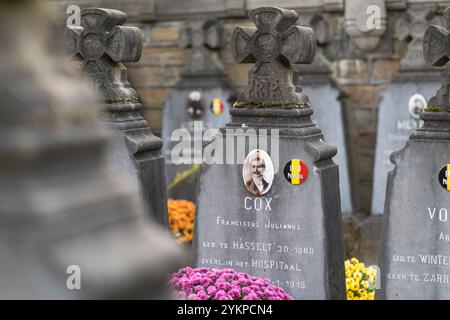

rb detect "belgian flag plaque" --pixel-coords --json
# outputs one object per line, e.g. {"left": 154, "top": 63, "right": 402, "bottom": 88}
{"left": 439, "top": 164, "right": 450, "bottom": 191}
{"left": 284, "top": 159, "right": 308, "bottom": 185}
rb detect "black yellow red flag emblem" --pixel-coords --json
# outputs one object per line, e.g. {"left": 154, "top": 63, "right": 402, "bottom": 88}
{"left": 439, "top": 164, "right": 450, "bottom": 191}
{"left": 210, "top": 98, "right": 224, "bottom": 116}
{"left": 284, "top": 159, "right": 308, "bottom": 185}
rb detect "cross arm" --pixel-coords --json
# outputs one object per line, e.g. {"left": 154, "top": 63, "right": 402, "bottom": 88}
{"left": 231, "top": 26, "right": 257, "bottom": 64}
{"left": 81, "top": 8, "right": 127, "bottom": 31}
{"left": 424, "top": 25, "right": 449, "bottom": 66}
{"left": 281, "top": 26, "right": 316, "bottom": 65}
{"left": 106, "top": 26, "right": 143, "bottom": 62}
{"left": 65, "top": 26, "right": 83, "bottom": 58}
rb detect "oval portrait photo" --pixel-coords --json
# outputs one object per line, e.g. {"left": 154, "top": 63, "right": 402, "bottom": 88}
{"left": 408, "top": 93, "right": 427, "bottom": 120}
{"left": 242, "top": 149, "right": 274, "bottom": 197}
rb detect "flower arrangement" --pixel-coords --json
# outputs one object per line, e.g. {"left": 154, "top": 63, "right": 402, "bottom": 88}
{"left": 345, "top": 258, "right": 377, "bottom": 300}
{"left": 169, "top": 267, "right": 293, "bottom": 300}
{"left": 167, "top": 199, "right": 196, "bottom": 244}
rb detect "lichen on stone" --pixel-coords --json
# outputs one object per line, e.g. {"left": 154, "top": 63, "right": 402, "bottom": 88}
{"left": 233, "top": 101, "right": 311, "bottom": 109}
{"left": 425, "top": 106, "right": 450, "bottom": 112}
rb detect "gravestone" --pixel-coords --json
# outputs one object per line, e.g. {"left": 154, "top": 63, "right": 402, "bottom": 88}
{"left": 372, "top": 5, "right": 443, "bottom": 215}
{"left": 162, "top": 19, "right": 234, "bottom": 202}
{"left": 194, "top": 6, "right": 345, "bottom": 300}
{"left": 66, "top": 8, "right": 168, "bottom": 224}
{"left": 296, "top": 13, "right": 353, "bottom": 214}
{"left": 379, "top": 9, "right": 450, "bottom": 299}
{"left": 0, "top": 0, "right": 182, "bottom": 299}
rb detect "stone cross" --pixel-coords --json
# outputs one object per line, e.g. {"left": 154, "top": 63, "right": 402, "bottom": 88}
{"left": 424, "top": 7, "right": 450, "bottom": 109}
{"left": 231, "top": 7, "right": 316, "bottom": 106}
{"left": 66, "top": 7, "right": 169, "bottom": 226}
{"left": 379, "top": 8, "right": 450, "bottom": 299}
{"left": 396, "top": 7, "right": 436, "bottom": 69}
{"left": 66, "top": 7, "right": 142, "bottom": 102}
{"left": 195, "top": 6, "right": 345, "bottom": 300}
{"left": 179, "top": 19, "right": 225, "bottom": 76}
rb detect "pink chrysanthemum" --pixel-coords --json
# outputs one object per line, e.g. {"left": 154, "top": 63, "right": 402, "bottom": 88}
{"left": 168, "top": 267, "right": 293, "bottom": 300}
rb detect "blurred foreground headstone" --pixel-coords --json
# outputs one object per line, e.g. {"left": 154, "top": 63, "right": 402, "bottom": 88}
{"left": 0, "top": 0, "right": 182, "bottom": 299}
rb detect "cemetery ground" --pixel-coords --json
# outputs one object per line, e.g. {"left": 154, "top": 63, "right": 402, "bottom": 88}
{"left": 1, "top": 0, "right": 450, "bottom": 307}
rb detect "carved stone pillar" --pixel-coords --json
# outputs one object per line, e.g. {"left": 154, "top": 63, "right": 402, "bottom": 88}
{"left": 344, "top": 0, "right": 387, "bottom": 52}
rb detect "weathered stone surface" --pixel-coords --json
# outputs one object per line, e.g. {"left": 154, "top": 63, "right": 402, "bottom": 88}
{"left": 372, "top": 74, "right": 441, "bottom": 215}
{"left": 372, "top": 5, "right": 446, "bottom": 215}
{"left": 178, "top": 19, "right": 225, "bottom": 76}
{"left": 246, "top": 0, "right": 344, "bottom": 12}
{"left": 231, "top": 6, "right": 316, "bottom": 106}
{"left": 337, "top": 59, "right": 369, "bottom": 84}
{"left": 194, "top": 7, "right": 345, "bottom": 300}
{"left": 46, "top": 0, "right": 246, "bottom": 21}
{"left": 297, "top": 77, "right": 353, "bottom": 214}
{"left": 379, "top": 9, "right": 450, "bottom": 299}
{"left": 344, "top": 0, "right": 387, "bottom": 52}
{"left": 162, "top": 19, "right": 234, "bottom": 201}
{"left": 47, "top": 0, "right": 156, "bottom": 20}
{"left": 295, "top": 13, "right": 353, "bottom": 214}
{"left": 66, "top": 7, "right": 168, "bottom": 224}
{"left": 396, "top": 5, "right": 443, "bottom": 70}
{"left": 0, "top": 0, "right": 182, "bottom": 299}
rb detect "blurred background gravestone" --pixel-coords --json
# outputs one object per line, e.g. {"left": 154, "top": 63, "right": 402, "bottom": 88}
{"left": 372, "top": 4, "right": 444, "bottom": 216}
{"left": 0, "top": 0, "right": 182, "bottom": 299}
{"left": 194, "top": 7, "right": 345, "bottom": 300}
{"left": 379, "top": 9, "right": 450, "bottom": 299}
{"left": 162, "top": 19, "right": 235, "bottom": 202}
{"left": 66, "top": 7, "right": 168, "bottom": 225}
{"left": 296, "top": 12, "right": 353, "bottom": 214}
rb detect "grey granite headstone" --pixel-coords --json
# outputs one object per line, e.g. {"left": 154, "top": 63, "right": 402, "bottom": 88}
{"left": 0, "top": 0, "right": 182, "bottom": 299}
{"left": 379, "top": 9, "right": 450, "bottom": 299}
{"left": 295, "top": 13, "right": 353, "bottom": 214}
{"left": 372, "top": 5, "right": 444, "bottom": 215}
{"left": 194, "top": 6, "right": 345, "bottom": 300}
{"left": 66, "top": 7, "right": 168, "bottom": 225}
{"left": 162, "top": 19, "right": 234, "bottom": 202}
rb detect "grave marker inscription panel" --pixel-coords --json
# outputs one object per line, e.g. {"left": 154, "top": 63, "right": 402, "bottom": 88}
{"left": 379, "top": 10, "right": 450, "bottom": 299}
{"left": 194, "top": 6, "right": 345, "bottom": 300}
{"left": 162, "top": 19, "right": 234, "bottom": 202}
{"left": 372, "top": 6, "right": 443, "bottom": 215}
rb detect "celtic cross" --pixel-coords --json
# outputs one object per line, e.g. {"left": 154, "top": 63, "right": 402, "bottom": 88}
{"left": 179, "top": 19, "right": 225, "bottom": 76}
{"left": 66, "top": 8, "right": 142, "bottom": 103}
{"left": 424, "top": 7, "right": 450, "bottom": 109}
{"left": 397, "top": 7, "right": 435, "bottom": 69}
{"left": 231, "top": 7, "right": 316, "bottom": 107}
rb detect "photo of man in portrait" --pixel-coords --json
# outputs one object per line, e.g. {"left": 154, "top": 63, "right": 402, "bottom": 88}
{"left": 243, "top": 149, "right": 274, "bottom": 197}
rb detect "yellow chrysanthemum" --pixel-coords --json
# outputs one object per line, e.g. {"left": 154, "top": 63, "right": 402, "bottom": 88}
{"left": 345, "top": 258, "right": 377, "bottom": 300}
{"left": 361, "top": 280, "right": 370, "bottom": 289}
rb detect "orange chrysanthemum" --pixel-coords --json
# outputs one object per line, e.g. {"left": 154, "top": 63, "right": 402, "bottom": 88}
{"left": 167, "top": 199, "right": 196, "bottom": 244}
